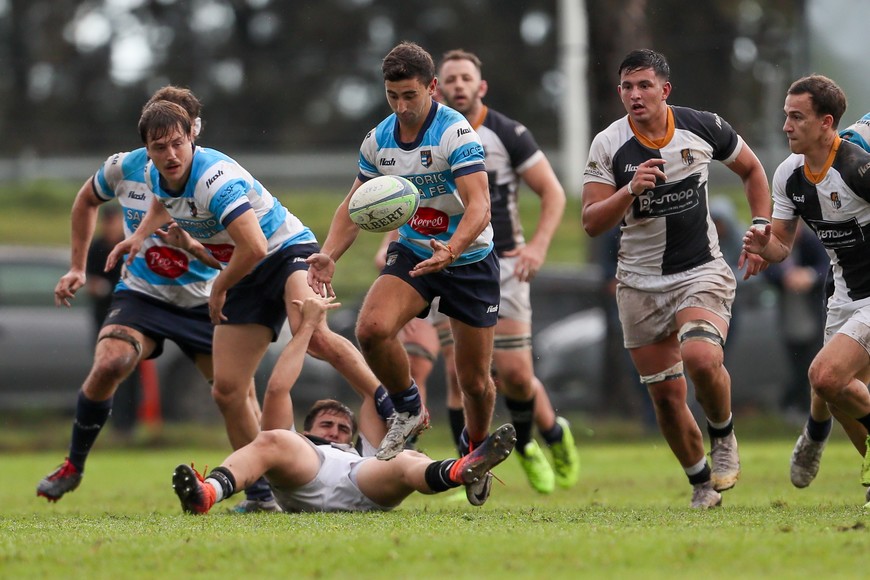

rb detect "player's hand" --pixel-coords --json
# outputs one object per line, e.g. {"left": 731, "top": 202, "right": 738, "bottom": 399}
{"left": 737, "top": 250, "right": 768, "bottom": 280}
{"left": 411, "top": 239, "right": 454, "bottom": 277}
{"left": 629, "top": 158, "right": 667, "bottom": 195}
{"left": 106, "top": 237, "right": 142, "bottom": 271}
{"left": 157, "top": 223, "right": 222, "bottom": 270}
{"left": 502, "top": 244, "right": 545, "bottom": 282}
{"left": 208, "top": 289, "right": 228, "bottom": 325}
{"left": 292, "top": 296, "right": 341, "bottom": 327}
{"left": 54, "top": 269, "right": 86, "bottom": 308}
{"left": 305, "top": 253, "right": 336, "bottom": 298}
{"left": 742, "top": 223, "right": 772, "bottom": 256}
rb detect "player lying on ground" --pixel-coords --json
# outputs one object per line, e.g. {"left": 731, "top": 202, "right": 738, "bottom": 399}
{"left": 172, "top": 296, "right": 517, "bottom": 513}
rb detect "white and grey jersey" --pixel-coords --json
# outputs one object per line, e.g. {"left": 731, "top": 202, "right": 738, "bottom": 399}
{"left": 772, "top": 138, "right": 870, "bottom": 303}
{"left": 476, "top": 107, "right": 545, "bottom": 256}
{"left": 583, "top": 106, "right": 743, "bottom": 276}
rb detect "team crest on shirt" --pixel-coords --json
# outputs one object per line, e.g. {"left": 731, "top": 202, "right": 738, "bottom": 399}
{"left": 584, "top": 160, "right": 604, "bottom": 178}
{"left": 187, "top": 200, "right": 198, "bottom": 217}
{"left": 680, "top": 149, "right": 695, "bottom": 166}
{"left": 830, "top": 192, "right": 841, "bottom": 209}
{"left": 385, "top": 252, "right": 397, "bottom": 266}
{"left": 420, "top": 149, "right": 432, "bottom": 168}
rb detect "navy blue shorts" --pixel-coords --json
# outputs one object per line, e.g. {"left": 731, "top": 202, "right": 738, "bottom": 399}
{"left": 381, "top": 241, "right": 500, "bottom": 328}
{"left": 103, "top": 290, "right": 213, "bottom": 359}
{"left": 222, "top": 242, "right": 320, "bottom": 341}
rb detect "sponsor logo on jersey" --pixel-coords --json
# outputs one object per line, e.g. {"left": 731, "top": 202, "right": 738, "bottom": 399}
{"left": 486, "top": 305, "right": 499, "bottom": 313}
{"left": 713, "top": 113, "right": 722, "bottom": 130}
{"left": 206, "top": 170, "right": 224, "bottom": 188}
{"left": 379, "top": 158, "right": 396, "bottom": 166}
{"left": 127, "top": 191, "right": 146, "bottom": 200}
{"left": 110, "top": 154, "right": 120, "bottom": 166}
{"left": 145, "top": 246, "right": 190, "bottom": 279}
{"left": 456, "top": 127, "right": 471, "bottom": 137}
{"left": 420, "top": 149, "right": 432, "bottom": 168}
{"left": 584, "top": 160, "right": 604, "bottom": 178}
{"left": 202, "top": 243, "right": 235, "bottom": 263}
{"left": 680, "top": 149, "right": 695, "bottom": 166}
{"left": 187, "top": 200, "right": 198, "bottom": 218}
{"left": 806, "top": 217, "right": 864, "bottom": 249}
{"left": 830, "top": 191, "right": 842, "bottom": 210}
{"left": 409, "top": 207, "right": 449, "bottom": 236}
{"left": 515, "top": 125, "right": 528, "bottom": 137}
{"left": 793, "top": 194, "right": 805, "bottom": 203}
{"left": 635, "top": 182, "right": 700, "bottom": 218}
{"left": 860, "top": 161, "right": 870, "bottom": 178}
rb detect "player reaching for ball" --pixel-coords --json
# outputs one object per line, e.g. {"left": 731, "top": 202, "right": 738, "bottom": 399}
{"left": 581, "top": 49, "right": 771, "bottom": 508}
{"left": 106, "top": 99, "right": 388, "bottom": 501}
{"left": 307, "top": 41, "right": 499, "bottom": 463}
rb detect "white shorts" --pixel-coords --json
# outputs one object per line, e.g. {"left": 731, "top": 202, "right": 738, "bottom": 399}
{"left": 496, "top": 255, "right": 532, "bottom": 324}
{"left": 272, "top": 437, "right": 391, "bottom": 513}
{"left": 824, "top": 297, "right": 870, "bottom": 355}
{"left": 616, "top": 258, "right": 735, "bottom": 349}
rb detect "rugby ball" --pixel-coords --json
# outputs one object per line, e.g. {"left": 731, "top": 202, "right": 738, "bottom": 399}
{"left": 348, "top": 175, "right": 420, "bottom": 233}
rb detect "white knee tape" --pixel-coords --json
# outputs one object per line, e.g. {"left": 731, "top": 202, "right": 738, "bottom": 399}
{"left": 639, "top": 361, "right": 685, "bottom": 385}
{"left": 678, "top": 319, "right": 724, "bottom": 347}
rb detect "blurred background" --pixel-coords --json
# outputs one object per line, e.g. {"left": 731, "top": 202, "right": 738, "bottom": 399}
{"left": 0, "top": 0, "right": 866, "bottom": 439}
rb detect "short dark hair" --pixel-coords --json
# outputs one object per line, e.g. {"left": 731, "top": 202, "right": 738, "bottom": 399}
{"left": 382, "top": 41, "right": 435, "bottom": 85}
{"left": 787, "top": 74, "right": 847, "bottom": 128}
{"left": 144, "top": 85, "right": 202, "bottom": 122}
{"left": 618, "top": 49, "right": 670, "bottom": 81}
{"left": 303, "top": 399, "right": 358, "bottom": 436}
{"left": 138, "top": 100, "right": 192, "bottom": 144}
{"left": 438, "top": 49, "right": 483, "bottom": 74}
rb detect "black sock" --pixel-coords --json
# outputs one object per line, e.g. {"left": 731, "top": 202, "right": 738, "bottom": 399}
{"left": 448, "top": 407, "right": 465, "bottom": 453}
{"left": 540, "top": 420, "right": 564, "bottom": 446}
{"left": 207, "top": 466, "right": 237, "bottom": 499}
{"left": 805, "top": 416, "right": 833, "bottom": 442}
{"left": 856, "top": 412, "right": 870, "bottom": 434}
{"left": 244, "top": 475, "right": 274, "bottom": 501}
{"left": 374, "top": 385, "right": 395, "bottom": 421}
{"left": 68, "top": 391, "right": 113, "bottom": 472}
{"left": 707, "top": 419, "right": 734, "bottom": 440}
{"left": 687, "top": 462, "right": 712, "bottom": 486}
{"left": 389, "top": 383, "right": 421, "bottom": 415}
{"left": 424, "top": 460, "right": 461, "bottom": 492}
{"left": 505, "top": 396, "right": 535, "bottom": 452}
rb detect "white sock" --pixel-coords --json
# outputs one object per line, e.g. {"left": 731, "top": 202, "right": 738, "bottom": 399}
{"left": 206, "top": 478, "right": 224, "bottom": 502}
{"left": 707, "top": 413, "right": 732, "bottom": 430}
{"left": 684, "top": 457, "right": 707, "bottom": 476}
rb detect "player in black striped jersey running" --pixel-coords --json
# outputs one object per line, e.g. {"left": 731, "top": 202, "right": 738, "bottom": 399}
{"left": 582, "top": 49, "right": 771, "bottom": 509}
{"left": 743, "top": 77, "right": 870, "bottom": 505}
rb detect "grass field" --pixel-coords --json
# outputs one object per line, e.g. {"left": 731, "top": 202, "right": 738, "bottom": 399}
{"left": 3, "top": 421, "right": 870, "bottom": 579}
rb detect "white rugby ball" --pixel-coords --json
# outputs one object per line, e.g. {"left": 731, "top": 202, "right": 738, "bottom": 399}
{"left": 348, "top": 175, "right": 420, "bottom": 233}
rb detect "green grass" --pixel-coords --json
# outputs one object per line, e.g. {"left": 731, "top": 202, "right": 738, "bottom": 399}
{"left": 0, "top": 181, "right": 585, "bottom": 300}
{"left": 4, "top": 421, "right": 870, "bottom": 578}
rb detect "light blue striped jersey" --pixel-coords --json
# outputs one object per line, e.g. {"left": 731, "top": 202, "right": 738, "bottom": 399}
{"left": 92, "top": 148, "right": 215, "bottom": 308}
{"left": 358, "top": 100, "right": 492, "bottom": 265}
{"left": 145, "top": 147, "right": 316, "bottom": 265}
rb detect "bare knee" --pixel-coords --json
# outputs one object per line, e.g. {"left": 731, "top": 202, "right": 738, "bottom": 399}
{"left": 355, "top": 319, "right": 390, "bottom": 353}
{"left": 808, "top": 360, "right": 842, "bottom": 399}
{"left": 211, "top": 379, "right": 249, "bottom": 411}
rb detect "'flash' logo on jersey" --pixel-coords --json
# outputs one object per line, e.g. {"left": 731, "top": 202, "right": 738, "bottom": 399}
{"left": 680, "top": 149, "right": 694, "bottom": 166}
{"left": 187, "top": 200, "right": 198, "bottom": 217}
{"left": 420, "top": 150, "right": 432, "bottom": 168}
{"left": 831, "top": 192, "right": 841, "bottom": 210}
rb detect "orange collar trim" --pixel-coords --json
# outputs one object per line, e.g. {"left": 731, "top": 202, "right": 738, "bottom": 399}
{"left": 629, "top": 107, "right": 675, "bottom": 149}
{"left": 470, "top": 105, "right": 488, "bottom": 130}
{"left": 803, "top": 135, "right": 841, "bottom": 184}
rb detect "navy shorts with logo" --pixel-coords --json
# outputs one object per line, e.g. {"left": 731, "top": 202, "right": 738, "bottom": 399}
{"left": 222, "top": 242, "right": 320, "bottom": 340}
{"left": 381, "top": 241, "right": 500, "bottom": 328}
{"left": 103, "top": 290, "right": 213, "bottom": 359}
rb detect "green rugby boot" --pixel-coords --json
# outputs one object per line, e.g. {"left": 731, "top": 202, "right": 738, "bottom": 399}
{"left": 516, "top": 440, "right": 555, "bottom": 494}
{"left": 548, "top": 417, "right": 580, "bottom": 489}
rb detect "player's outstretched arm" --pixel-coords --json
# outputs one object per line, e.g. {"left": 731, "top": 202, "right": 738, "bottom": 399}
{"left": 56, "top": 179, "right": 104, "bottom": 308}
{"left": 105, "top": 196, "right": 172, "bottom": 270}
{"left": 261, "top": 297, "right": 341, "bottom": 430}
{"left": 307, "top": 179, "right": 364, "bottom": 296}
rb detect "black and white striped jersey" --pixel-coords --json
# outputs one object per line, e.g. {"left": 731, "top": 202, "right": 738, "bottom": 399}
{"left": 772, "top": 138, "right": 870, "bottom": 302}
{"left": 475, "top": 107, "right": 545, "bottom": 256}
{"left": 583, "top": 106, "right": 743, "bottom": 276}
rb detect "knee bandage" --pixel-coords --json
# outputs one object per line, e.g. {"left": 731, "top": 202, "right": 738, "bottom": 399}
{"left": 437, "top": 326, "right": 454, "bottom": 349}
{"left": 404, "top": 342, "right": 437, "bottom": 363}
{"left": 639, "top": 361, "right": 684, "bottom": 385}
{"left": 98, "top": 329, "right": 142, "bottom": 357}
{"left": 678, "top": 319, "right": 725, "bottom": 347}
{"left": 493, "top": 333, "right": 532, "bottom": 351}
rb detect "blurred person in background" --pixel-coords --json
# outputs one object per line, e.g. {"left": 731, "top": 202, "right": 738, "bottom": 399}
{"left": 581, "top": 49, "right": 770, "bottom": 509}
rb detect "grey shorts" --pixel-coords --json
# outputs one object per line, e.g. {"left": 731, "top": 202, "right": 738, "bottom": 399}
{"left": 272, "top": 437, "right": 392, "bottom": 513}
{"left": 496, "top": 255, "right": 532, "bottom": 324}
{"left": 616, "top": 258, "right": 735, "bottom": 349}
{"left": 825, "top": 298, "right": 870, "bottom": 355}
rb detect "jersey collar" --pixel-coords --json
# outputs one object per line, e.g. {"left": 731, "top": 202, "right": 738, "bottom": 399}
{"left": 803, "top": 135, "right": 841, "bottom": 185}
{"left": 629, "top": 106, "right": 675, "bottom": 150}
